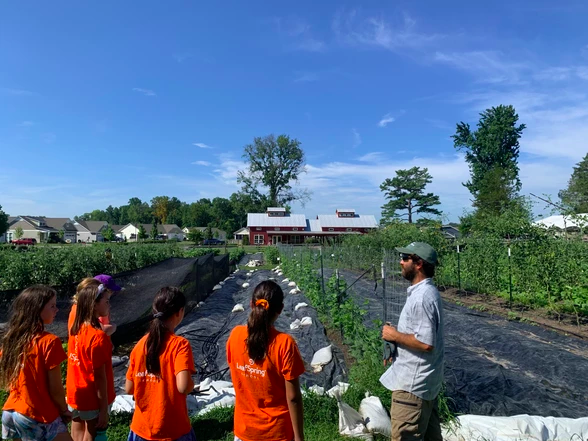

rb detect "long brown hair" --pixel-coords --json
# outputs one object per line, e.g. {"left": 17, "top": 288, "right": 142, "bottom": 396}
{"left": 246, "top": 280, "right": 284, "bottom": 362}
{"left": 146, "top": 287, "right": 186, "bottom": 375}
{"left": 0, "top": 285, "right": 56, "bottom": 389}
{"left": 70, "top": 278, "right": 105, "bottom": 335}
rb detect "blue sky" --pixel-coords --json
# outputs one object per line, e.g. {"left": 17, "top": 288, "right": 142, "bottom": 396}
{"left": 1, "top": 0, "right": 587, "bottom": 222}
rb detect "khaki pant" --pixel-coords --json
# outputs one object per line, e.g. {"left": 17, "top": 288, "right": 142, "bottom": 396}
{"left": 391, "top": 390, "right": 443, "bottom": 441}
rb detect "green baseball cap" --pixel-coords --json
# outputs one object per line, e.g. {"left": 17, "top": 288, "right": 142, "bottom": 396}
{"left": 396, "top": 242, "right": 439, "bottom": 265}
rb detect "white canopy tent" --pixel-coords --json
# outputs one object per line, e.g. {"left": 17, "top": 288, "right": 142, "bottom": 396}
{"left": 533, "top": 213, "right": 588, "bottom": 231}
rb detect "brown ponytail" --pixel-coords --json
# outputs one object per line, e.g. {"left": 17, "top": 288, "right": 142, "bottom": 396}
{"left": 146, "top": 287, "right": 186, "bottom": 375}
{"left": 246, "top": 280, "right": 284, "bottom": 362}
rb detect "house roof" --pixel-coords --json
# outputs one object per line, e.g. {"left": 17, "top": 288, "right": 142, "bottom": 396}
{"left": 233, "top": 227, "right": 249, "bottom": 235}
{"left": 43, "top": 218, "right": 78, "bottom": 232}
{"left": 317, "top": 214, "right": 378, "bottom": 228}
{"left": 12, "top": 216, "right": 55, "bottom": 232}
{"left": 160, "top": 224, "right": 183, "bottom": 234}
{"left": 308, "top": 219, "right": 321, "bottom": 232}
{"left": 441, "top": 225, "right": 461, "bottom": 239}
{"left": 110, "top": 225, "right": 124, "bottom": 232}
{"left": 267, "top": 207, "right": 286, "bottom": 212}
{"left": 77, "top": 220, "right": 108, "bottom": 233}
{"left": 336, "top": 208, "right": 356, "bottom": 213}
{"left": 248, "top": 213, "right": 307, "bottom": 227}
{"left": 533, "top": 214, "right": 588, "bottom": 230}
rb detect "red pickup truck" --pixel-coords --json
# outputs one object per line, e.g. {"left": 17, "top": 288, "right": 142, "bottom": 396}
{"left": 11, "top": 238, "right": 37, "bottom": 245}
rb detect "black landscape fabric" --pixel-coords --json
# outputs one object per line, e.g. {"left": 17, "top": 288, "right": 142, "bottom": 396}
{"left": 332, "top": 268, "right": 588, "bottom": 418}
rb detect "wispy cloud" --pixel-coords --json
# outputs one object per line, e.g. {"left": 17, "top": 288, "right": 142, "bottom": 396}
{"left": 18, "top": 121, "right": 34, "bottom": 127}
{"left": 358, "top": 152, "right": 385, "bottom": 162}
{"left": 434, "top": 51, "right": 529, "bottom": 84}
{"left": 192, "top": 160, "right": 211, "bottom": 166}
{"left": 272, "top": 17, "right": 326, "bottom": 52}
{"left": 193, "top": 142, "right": 214, "bottom": 149}
{"left": 1, "top": 88, "right": 34, "bottom": 96}
{"left": 132, "top": 88, "right": 156, "bottom": 97}
{"left": 293, "top": 72, "right": 319, "bottom": 83}
{"left": 378, "top": 113, "right": 395, "bottom": 127}
{"left": 352, "top": 128, "right": 362, "bottom": 147}
{"left": 333, "top": 10, "right": 442, "bottom": 52}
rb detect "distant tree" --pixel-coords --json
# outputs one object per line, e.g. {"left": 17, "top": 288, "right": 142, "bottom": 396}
{"left": 453, "top": 105, "right": 525, "bottom": 212}
{"left": 205, "top": 225, "right": 214, "bottom": 240}
{"left": 229, "top": 191, "right": 268, "bottom": 228}
{"left": 380, "top": 167, "right": 442, "bottom": 224}
{"left": 187, "top": 229, "right": 203, "bottom": 243}
{"left": 58, "top": 230, "right": 65, "bottom": 241}
{"left": 559, "top": 153, "right": 588, "bottom": 214}
{"left": 137, "top": 224, "right": 148, "bottom": 240}
{"left": 182, "top": 199, "right": 213, "bottom": 228}
{"left": 150, "top": 220, "right": 158, "bottom": 240}
{"left": 472, "top": 166, "right": 518, "bottom": 215}
{"left": 14, "top": 226, "right": 23, "bottom": 239}
{"left": 238, "top": 134, "right": 310, "bottom": 207}
{"left": 0, "top": 205, "right": 8, "bottom": 238}
{"left": 151, "top": 196, "right": 170, "bottom": 224}
{"left": 102, "top": 225, "right": 116, "bottom": 242}
{"left": 127, "top": 198, "right": 153, "bottom": 224}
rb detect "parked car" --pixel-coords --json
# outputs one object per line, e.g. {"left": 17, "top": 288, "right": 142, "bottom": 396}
{"left": 11, "top": 238, "right": 37, "bottom": 245}
{"left": 203, "top": 238, "right": 225, "bottom": 245}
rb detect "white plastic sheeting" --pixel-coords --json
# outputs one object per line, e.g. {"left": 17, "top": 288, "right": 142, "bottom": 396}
{"left": 443, "top": 414, "right": 588, "bottom": 441}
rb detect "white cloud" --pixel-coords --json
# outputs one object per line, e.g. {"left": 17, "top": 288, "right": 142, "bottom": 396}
{"left": 1, "top": 88, "right": 34, "bottom": 96}
{"left": 352, "top": 128, "right": 362, "bottom": 147}
{"left": 132, "top": 88, "right": 156, "bottom": 96}
{"left": 358, "top": 152, "right": 386, "bottom": 162}
{"left": 434, "top": 51, "right": 529, "bottom": 84}
{"left": 333, "top": 10, "right": 442, "bottom": 52}
{"left": 193, "top": 142, "right": 214, "bottom": 149}
{"left": 272, "top": 17, "right": 326, "bottom": 52}
{"left": 378, "top": 113, "right": 395, "bottom": 127}
{"left": 192, "top": 161, "right": 211, "bottom": 166}
{"left": 293, "top": 72, "right": 319, "bottom": 83}
{"left": 18, "top": 121, "right": 34, "bottom": 127}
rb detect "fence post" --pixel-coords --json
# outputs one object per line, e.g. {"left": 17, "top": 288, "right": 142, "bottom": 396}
{"left": 336, "top": 268, "right": 343, "bottom": 339}
{"left": 320, "top": 246, "right": 326, "bottom": 297}
{"left": 381, "top": 259, "right": 387, "bottom": 323}
{"left": 508, "top": 245, "right": 513, "bottom": 308}
{"left": 457, "top": 244, "right": 461, "bottom": 294}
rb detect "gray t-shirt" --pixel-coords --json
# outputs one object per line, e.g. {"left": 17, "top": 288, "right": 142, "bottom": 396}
{"left": 379, "top": 278, "right": 444, "bottom": 401}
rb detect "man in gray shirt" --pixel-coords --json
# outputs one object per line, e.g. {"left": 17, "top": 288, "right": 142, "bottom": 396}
{"left": 380, "top": 242, "right": 444, "bottom": 441}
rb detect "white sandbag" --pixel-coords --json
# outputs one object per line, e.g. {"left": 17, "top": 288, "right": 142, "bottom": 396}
{"left": 443, "top": 414, "right": 588, "bottom": 441}
{"left": 232, "top": 304, "right": 244, "bottom": 313}
{"left": 307, "top": 385, "right": 325, "bottom": 396}
{"left": 242, "top": 282, "right": 250, "bottom": 288}
{"left": 311, "top": 345, "right": 333, "bottom": 373}
{"left": 219, "top": 281, "right": 225, "bottom": 285}
{"left": 282, "top": 278, "right": 290, "bottom": 283}
{"left": 289, "top": 288, "right": 301, "bottom": 295}
{"left": 290, "top": 319, "right": 302, "bottom": 330}
{"left": 197, "top": 301, "right": 205, "bottom": 307}
{"left": 300, "top": 316, "right": 313, "bottom": 327}
{"left": 359, "top": 395, "right": 391, "bottom": 437}
{"left": 213, "top": 284, "right": 222, "bottom": 291}
{"left": 112, "top": 395, "right": 135, "bottom": 413}
{"left": 288, "top": 281, "right": 297, "bottom": 287}
{"left": 338, "top": 400, "right": 373, "bottom": 440}
{"left": 327, "top": 382, "right": 350, "bottom": 398}
{"left": 295, "top": 302, "right": 308, "bottom": 311}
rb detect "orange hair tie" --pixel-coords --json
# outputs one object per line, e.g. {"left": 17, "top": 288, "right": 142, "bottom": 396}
{"left": 255, "top": 299, "right": 269, "bottom": 310}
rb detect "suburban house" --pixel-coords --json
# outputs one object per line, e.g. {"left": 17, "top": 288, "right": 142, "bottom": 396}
{"left": 5, "top": 216, "right": 78, "bottom": 243}
{"left": 118, "top": 223, "right": 184, "bottom": 241}
{"left": 74, "top": 220, "right": 108, "bottom": 243}
{"left": 233, "top": 227, "right": 249, "bottom": 243}
{"left": 182, "top": 227, "right": 227, "bottom": 241}
{"left": 247, "top": 207, "right": 378, "bottom": 245}
{"left": 441, "top": 224, "right": 461, "bottom": 240}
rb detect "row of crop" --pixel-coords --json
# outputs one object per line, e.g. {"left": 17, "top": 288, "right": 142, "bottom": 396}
{"left": 342, "top": 226, "right": 588, "bottom": 317}
{"left": 0, "top": 243, "right": 183, "bottom": 290}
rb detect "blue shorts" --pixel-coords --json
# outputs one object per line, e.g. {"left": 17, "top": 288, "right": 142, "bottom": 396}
{"left": 2, "top": 410, "right": 68, "bottom": 441}
{"left": 128, "top": 428, "right": 197, "bottom": 441}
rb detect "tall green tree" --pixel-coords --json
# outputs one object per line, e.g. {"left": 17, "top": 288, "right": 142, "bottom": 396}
{"left": 559, "top": 153, "right": 588, "bottom": 214}
{"left": 380, "top": 167, "right": 442, "bottom": 224}
{"left": 137, "top": 224, "right": 148, "bottom": 240}
{"left": 127, "top": 198, "right": 153, "bottom": 224}
{"left": 102, "top": 225, "right": 116, "bottom": 242}
{"left": 150, "top": 220, "right": 158, "bottom": 240}
{"left": 453, "top": 105, "right": 525, "bottom": 212}
{"left": 238, "top": 134, "right": 310, "bottom": 207}
{"left": 0, "top": 205, "right": 8, "bottom": 239}
{"left": 187, "top": 229, "right": 203, "bottom": 243}
{"left": 14, "top": 226, "right": 23, "bottom": 239}
{"left": 205, "top": 225, "right": 214, "bottom": 240}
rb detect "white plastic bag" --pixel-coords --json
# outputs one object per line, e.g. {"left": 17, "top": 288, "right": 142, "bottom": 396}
{"left": 327, "top": 382, "right": 350, "bottom": 398}
{"left": 232, "top": 304, "right": 244, "bottom": 313}
{"left": 112, "top": 395, "right": 135, "bottom": 413}
{"left": 338, "top": 400, "right": 374, "bottom": 440}
{"left": 290, "top": 319, "right": 301, "bottom": 330}
{"left": 359, "top": 395, "right": 391, "bottom": 437}
{"left": 289, "top": 288, "right": 301, "bottom": 295}
{"left": 311, "top": 345, "right": 333, "bottom": 373}
{"left": 294, "top": 302, "right": 308, "bottom": 311}
{"left": 242, "top": 282, "right": 250, "bottom": 288}
{"left": 288, "top": 281, "right": 297, "bottom": 287}
{"left": 300, "top": 316, "right": 313, "bottom": 326}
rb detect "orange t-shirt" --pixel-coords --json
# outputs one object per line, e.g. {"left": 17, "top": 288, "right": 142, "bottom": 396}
{"left": 66, "top": 324, "right": 115, "bottom": 411}
{"left": 68, "top": 305, "right": 108, "bottom": 336}
{"left": 126, "top": 333, "right": 196, "bottom": 441}
{"left": 3, "top": 332, "right": 66, "bottom": 423}
{"left": 227, "top": 325, "right": 306, "bottom": 441}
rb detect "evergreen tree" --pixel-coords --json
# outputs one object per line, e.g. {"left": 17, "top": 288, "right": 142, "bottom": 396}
{"left": 559, "top": 153, "right": 588, "bottom": 214}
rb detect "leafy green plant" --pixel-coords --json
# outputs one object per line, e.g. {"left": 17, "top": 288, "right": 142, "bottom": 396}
{"left": 264, "top": 246, "right": 280, "bottom": 265}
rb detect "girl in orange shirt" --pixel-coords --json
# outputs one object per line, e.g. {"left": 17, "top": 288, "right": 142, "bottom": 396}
{"left": 66, "top": 278, "right": 115, "bottom": 441}
{"left": 0, "top": 285, "right": 73, "bottom": 441}
{"left": 125, "top": 287, "right": 197, "bottom": 441}
{"left": 227, "top": 280, "right": 306, "bottom": 441}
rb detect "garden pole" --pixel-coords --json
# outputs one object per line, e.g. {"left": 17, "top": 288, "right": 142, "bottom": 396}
{"left": 320, "top": 246, "right": 326, "bottom": 297}
{"left": 457, "top": 244, "right": 461, "bottom": 293}
{"left": 381, "top": 260, "right": 387, "bottom": 323}
{"left": 336, "top": 268, "right": 343, "bottom": 339}
{"left": 508, "top": 246, "right": 513, "bottom": 308}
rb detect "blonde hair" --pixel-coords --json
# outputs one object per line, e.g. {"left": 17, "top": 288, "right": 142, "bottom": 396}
{"left": 70, "top": 278, "right": 106, "bottom": 335}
